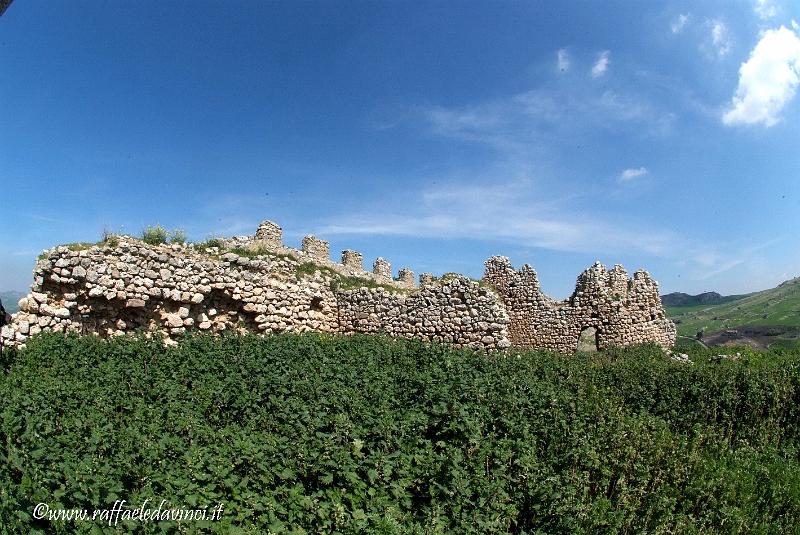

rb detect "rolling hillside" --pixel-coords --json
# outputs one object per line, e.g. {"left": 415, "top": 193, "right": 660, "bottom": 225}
{"left": 665, "top": 278, "right": 800, "bottom": 349}
{"left": 661, "top": 291, "right": 749, "bottom": 307}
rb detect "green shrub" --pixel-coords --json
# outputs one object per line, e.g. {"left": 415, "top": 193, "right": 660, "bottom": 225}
{"left": 169, "top": 229, "right": 187, "bottom": 244}
{"left": 141, "top": 224, "right": 168, "bottom": 245}
{"left": 332, "top": 274, "right": 402, "bottom": 293}
{"left": 1, "top": 333, "right": 798, "bottom": 533}
{"left": 229, "top": 245, "right": 296, "bottom": 262}
{"left": 292, "top": 260, "right": 395, "bottom": 290}
{"left": 295, "top": 261, "right": 338, "bottom": 280}
{"left": 64, "top": 242, "right": 96, "bottom": 252}
{"left": 200, "top": 237, "right": 225, "bottom": 249}
{"left": 100, "top": 226, "right": 119, "bottom": 247}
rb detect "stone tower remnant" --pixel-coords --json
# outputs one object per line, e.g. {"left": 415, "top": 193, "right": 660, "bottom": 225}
{"left": 372, "top": 257, "right": 392, "bottom": 281}
{"left": 254, "top": 220, "right": 282, "bottom": 249}
{"left": 301, "top": 235, "right": 330, "bottom": 262}
{"left": 341, "top": 250, "right": 364, "bottom": 273}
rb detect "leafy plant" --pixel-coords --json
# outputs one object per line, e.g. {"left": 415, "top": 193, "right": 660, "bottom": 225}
{"left": 142, "top": 224, "right": 169, "bottom": 245}
{"left": 169, "top": 229, "right": 187, "bottom": 244}
{"left": 1, "top": 333, "right": 798, "bottom": 533}
{"left": 295, "top": 261, "right": 338, "bottom": 279}
{"left": 100, "top": 226, "right": 120, "bottom": 247}
{"left": 199, "top": 237, "right": 225, "bottom": 250}
{"left": 65, "top": 242, "right": 96, "bottom": 252}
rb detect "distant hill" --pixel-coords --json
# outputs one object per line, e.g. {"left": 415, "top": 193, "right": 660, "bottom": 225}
{"left": 0, "top": 291, "right": 25, "bottom": 314}
{"left": 665, "top": 278, "right": 800, "bottom": 349}
{"left": 661, "top": 291, "right": 748, "bottom": 307}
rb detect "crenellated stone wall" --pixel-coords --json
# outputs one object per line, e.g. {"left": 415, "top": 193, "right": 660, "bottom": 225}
{"left": 1, "top": 219, "right": 675, "bottom": 353}
{"left": 396, "top": 268, "right": 416, "bottom": 289}
{"left": 341, "top": 250, "right": 364, "bottom": 274}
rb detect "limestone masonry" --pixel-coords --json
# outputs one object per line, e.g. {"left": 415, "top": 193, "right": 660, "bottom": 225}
{"left": 1, "top": 220, "right": 676, "bottom": 352}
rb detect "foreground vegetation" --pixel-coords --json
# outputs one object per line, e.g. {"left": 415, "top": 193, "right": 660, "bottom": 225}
{"left": 1, "top": 333, "right": 799, "bottom": 534}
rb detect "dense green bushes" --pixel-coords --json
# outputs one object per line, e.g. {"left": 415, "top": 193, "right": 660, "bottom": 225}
{"left": 1, "top": 333, "right": 799, "bottom": 533}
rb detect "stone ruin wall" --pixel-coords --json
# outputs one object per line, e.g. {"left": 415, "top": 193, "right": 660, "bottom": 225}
{"left": 336, "top": 278, "right": 509, "bottom": 348}
{"left": 0, "top": 232, "right": 509, "bottom": 351}
{"left": 483, "top": 256, "right": 676, "bottom": 352}
{"left": 224, "top": 221, "right": 416, "bottom": 290}
{"left": 0, "top": 219, "right": 675, "bottom": 352}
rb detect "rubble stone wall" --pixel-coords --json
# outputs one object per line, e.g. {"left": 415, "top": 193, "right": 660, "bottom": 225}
{"left": 336, "top": 275, "right": 510, "bottom": 350}
{"left": 1, "top": 220, "right": 676, "bottom": 353}
{"left": 483, "top": 256, "right": 676, "bottom": 352}
{"left": 0, "top": 237, "right": 510, "bottom": 350}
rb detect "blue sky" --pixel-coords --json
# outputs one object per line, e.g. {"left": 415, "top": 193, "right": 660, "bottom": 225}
{"left": 1, "top": 1, "right": 799, "bottom": 298}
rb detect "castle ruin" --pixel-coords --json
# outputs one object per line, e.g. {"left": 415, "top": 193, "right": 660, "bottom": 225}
{"left": 0, "top": 219, "right": 676, "bottom": 352}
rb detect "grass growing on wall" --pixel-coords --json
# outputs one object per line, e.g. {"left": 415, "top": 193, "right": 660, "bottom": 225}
{"left": 141, "top": 225, "right": 169, "bottom": 245}
{"left": 294, "top": 261, "right": 408, "bottom": 293}
{"left": 1, "top": 333, "right": 799, "bottom": 533}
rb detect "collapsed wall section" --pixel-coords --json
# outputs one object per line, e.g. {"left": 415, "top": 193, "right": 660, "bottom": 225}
{"left": 483, "top": 256, "right": 676, "bottom": 352}
{"left": 2, "top": 238, "right": 339, "bottom": 347}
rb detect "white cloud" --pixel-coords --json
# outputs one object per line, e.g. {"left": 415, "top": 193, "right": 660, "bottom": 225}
{"left": 319, "top": 178, "right": 677, "bottom": 257}
{"left": 591, "top": 51, "right": 610, "bottom": 78}
{"left": 722, "top": 25, "right": 800, "bottom": 127}
{"left": 754, "top": 0, "right": 777, "bottom": 20}
{"left": 619, "top": 167, "right": 648, "bottom": 181}
{"left": 709, "top": 19, "right": 732, "bottom": 57}
{"left": 557, "top": 48, "right": 570, "bottom": 72}
{"left": 422, "top": 85, "right": 674, "bottom": 152}
{"left": 693, "top": 237, "right": 785, "bottom": 280}
{"left": 338, "top": 73, "right": 682, "bottom": 260}
{"left": 671, "top": 14, "right": 689, "bottom": 34}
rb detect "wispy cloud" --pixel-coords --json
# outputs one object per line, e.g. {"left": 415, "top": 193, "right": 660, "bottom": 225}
{"left": 423, "top": 85, "right": 675, "bottom": 152}
{"left": 557, "top": 48, "right": 570, "bottom": 72}
{"left": 708, "top": 19, "right": 732, "bottom": 57}
{"left": 319, "top": 178, "right": 678, "bottom": 257}
{"left": 619, "top": 167, "right": 648, "bottom": 181}
{"left": 12, "top": 212, "right": 70, "bottom": 225}
{"left": 336, "top": 59, "right": 718, "bottom": 274}
{"left": 671, "top": 13, "right": 690, "bottom": 34}
{"left": 754, "top": 0, "right": 777, "bottom": 20}
{"left": 692, "top": 252, "right": 744, "bottom": 279}
{"left": 693, "top": 236, "right": 786, "bottom": 279}
{"left": 723, "top": 25, "right": 800, "bottom": 127}
{"left": 591, "top": 50, "right": 610, "bottom": 77}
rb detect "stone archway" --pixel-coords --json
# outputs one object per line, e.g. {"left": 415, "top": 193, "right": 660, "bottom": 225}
{"left": 577, "top": 326, "right": 599, "bottom": 352}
